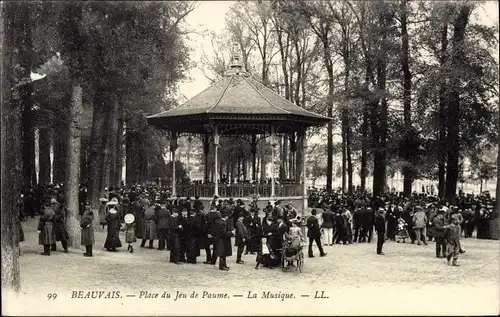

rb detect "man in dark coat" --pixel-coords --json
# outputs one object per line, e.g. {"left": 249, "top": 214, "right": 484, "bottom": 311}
{"left": 352, "top": 207, "right": 365, "bottom": 243}
{"left": 204, "top": 207, "right": 221, "bottom": 265}
{"left": 276, "top": 215, "right": 289, "bottom": 255}
{"left": 321, "top": 207, "right": 335, "bottom": 246}
{"left": 212, "top": 208, "right": 234, "bottom": 271}
{"left": 233, "top": 199, "right": 246, "bottom": 227}
{"left": 432, "top": 208, "right": 447, "bottom": 258}
{"left": 178, "top": 209, "right": 189, "bottom": 262}
{"left": 244, "top": 209, "right": 262, "bottom": 254}
{"left": 186, "top": 209, "right": 203, "bottom": 264}
{"left": 235, "top": 214, "right": 249, "bottom": 264}
{"left": 167, "top": 209, "right": 182, "bottom": 264}
{"left": 37, "top": 203, "right": 56, "bottom": 256}
{"left": 365, "top": 207, "right": 375, "bottom": 243}
{"left": 306, "top": 209, "right": 326, "bottom": 258}
{"left": 193, "top": 196, "right": 204, "bottom": 212}
{"left": 156, "top": 206, "right": 171, "bottom": 250}
{"left": 51, "top": 200, "right": 69, "bottom": 252}
{"left": 80, "top": 206, "right": 95, "bottom": 257}
{"left": 375, "top": 208, "right": 386, "bottom": 255}
{"left": 333, "top": 209, "right": 346, "bottom": 244}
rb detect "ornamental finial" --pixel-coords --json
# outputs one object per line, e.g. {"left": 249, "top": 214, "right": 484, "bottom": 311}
{"left": 225, "top": 43, "right": 249, "bottom": 76}
{"left": 230, "top": 43, "right": 242, "bottom": 69}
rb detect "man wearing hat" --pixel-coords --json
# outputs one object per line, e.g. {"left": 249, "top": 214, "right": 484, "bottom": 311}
{"left": 235, "top": 213, "right": 249, "bottom": 264}
{"left": 167, "top": 209, "right": 182, "bottom": 264}
{"left": 140, "top": 204, "right": 158, "bottom": 249}
{"left": 375, "top": 207, "right": 386, "bottom": 255}
{"left": 193, "top": 196, "right": 204, "bottom": 212}
{"left": 273, "top": 200, "right": 283, "bottom": 219}
{"left": 51, "top": 198, "right": 69, "bottom": 253}
{"left": 212, "top": 208, "right": 235, "bottom": 270}
{"left": 204, "top": 206, "right": 221, "bottom": 265}
{"left": 432, "top": 208, "right": 447, "bottom": 258}
{"left": 233, "top": 199, "right": 246, "bottom": 227}
{"left": 412, "top": 206, "right": 428, "bottom": 245}
{"left": 306, "top": 209, "right": 327, "bottom": 258}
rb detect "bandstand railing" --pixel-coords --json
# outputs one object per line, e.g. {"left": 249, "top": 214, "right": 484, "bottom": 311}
{"left": 175, "top": 183, "right": 303, "bottom": 198}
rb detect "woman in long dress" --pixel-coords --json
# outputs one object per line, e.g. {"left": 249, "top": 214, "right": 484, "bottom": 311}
{"left": 104, "top": 204, "right": 122, "bottom": 251}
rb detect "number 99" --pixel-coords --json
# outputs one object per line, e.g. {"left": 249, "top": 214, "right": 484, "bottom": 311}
{"left": 47, "top": 293, "right": 57, "bottom": 300}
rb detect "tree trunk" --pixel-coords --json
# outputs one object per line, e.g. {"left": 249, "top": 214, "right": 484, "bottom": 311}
{"left": 21, "top": 91, "right": 36, "bottom": 186}
{"left": 87, "top": 91, "right": 107, "bottom": 205}
{"left": 401, "top": 0, "right": 413, "bottom": 197}
{"left": 38, "top": 127, "right": 52, "bottom": 185}
{"left": 342, "top": 126, "right": 347, "bottom": 192}
{"left": 491, "top": 108, "right": 500, "bottom": 240}
{"left": 324, "top": 40, "right": 334, "bottom": 194}
{"left": 445, "top": 5, "right": 472, "bottom": 203}
{"left": 1, "top": 0, "right": 22, "bottom": 293}
{"left": 113, "top": 111, "right": 124, "bottom": 188}
{"left": 347, "top": 131, "right": 353, "bottom": 194}
{"left": 99, "top": 96, "right": 116, "bottom": 194}
{"left": 360, "top": 102, "right": 368, "bottom": 192}
{"left": 438, "top": 19, "right": 449, "bottom": 199}
{"left": 372, "top": 11, "right": 390, "bottom": 198}
{"left": 64, "top": 81, "right": 83, "bottom": 249}
{"left": 108, "top": 97, "right": 119, "bottom": 190}
{"left": 52, "top": 106, "right": 68, "bottom": 184}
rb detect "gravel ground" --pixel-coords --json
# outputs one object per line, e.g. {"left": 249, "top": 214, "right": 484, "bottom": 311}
{"left": 3, "top": 217, "right": 499, "bottom": 316}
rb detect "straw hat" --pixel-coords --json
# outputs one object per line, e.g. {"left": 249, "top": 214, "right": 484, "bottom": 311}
{"left": 99, "top": 197, "right": 109, "bottom": 202}
{"left": 124, "top": 213, "right": 135, "bottom": 224}
{"left": 107, "top": 197, "right": 119, "bottom": 205}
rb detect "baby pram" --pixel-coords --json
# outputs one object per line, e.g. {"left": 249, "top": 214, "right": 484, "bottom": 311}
{"left": 281, "top": 238, "right": 304, "bottom": 272}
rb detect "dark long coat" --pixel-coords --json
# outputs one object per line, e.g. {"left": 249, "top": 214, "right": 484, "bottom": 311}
{"left": 186, "top": 213, "right": 203, "bottom": 258}
{"left": 104, "top": 211, "right": 122, "bottom": 249}
{"left": 212, "top": 218, "right": 233, "bottom": 257}
{"left": 38, "top": 210, "right": 56, "bottom": 245}
{"left": 80, "top": 210, "right": 95, "bottom": 246}
{"left": 263, "top": 222, "right": 280, "bottom": 252}
{"left": 235, "top": 219, "right": 249, "bottom": 246}
{"left": 131, "top": 201, "right": 145, "bottom": 239}
{"left": 244, "top": 213, "right": 262, "bottom": 252}
{"left": 306, "top": 216, "right": 321, "bottom": 239}
{"left": 432, "top": 214, "right": 446, "bottom": 238}
{"left": 167, "top": 216, "right": 182, "bottom": 252}
{"left": 143, "top": 208, "right": 157, "bottom": 240}
{"left": 54, "top": 211, "right": 69, "bottom": 242}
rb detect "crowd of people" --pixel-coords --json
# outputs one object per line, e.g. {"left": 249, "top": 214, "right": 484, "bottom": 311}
{"left": 18, "top": 182, "right": 497, "bottom": 270}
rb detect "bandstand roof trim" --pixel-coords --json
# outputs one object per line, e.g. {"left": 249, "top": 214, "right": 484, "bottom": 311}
{"left": 147, "top": 48, "right": 331, "bottom": 134}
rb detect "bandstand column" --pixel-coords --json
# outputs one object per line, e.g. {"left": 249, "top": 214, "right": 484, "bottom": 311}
{"left": 170, "top": 132, "right": 178, "bottom": 197}
{"left": 300, "top": 130, "right": 307, "bottom": 217}
{"left": 251, "top": 134, "right": 257, "bottom": 182}
{"left": 213, "top": 126, "right": 219, "bottom": 197}
{"left": 270, "top": 126, "right": 276, "bottom": 198}
{"left": 203, "top": 135, "right": 210, "bottom": 183}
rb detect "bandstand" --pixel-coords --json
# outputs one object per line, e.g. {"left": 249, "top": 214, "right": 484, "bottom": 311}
{"left": 147, "top": 48, "right": 331, "bottom": 214}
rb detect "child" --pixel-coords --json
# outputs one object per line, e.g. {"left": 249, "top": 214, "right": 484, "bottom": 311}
{"left": 396, "top": 217, "right": 409, "bottom": 243}
{"left": 123, "top": 213, "right": 137, "bottom": 253}
{"left": 80, "top": 206, "right": 95, "bottom": 257}
{"left": 444, "top": 214, "right": 461, "bottom": 266}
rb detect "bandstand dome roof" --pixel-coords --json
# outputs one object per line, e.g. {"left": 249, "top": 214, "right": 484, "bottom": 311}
{"left": 147, "top": 48, "right": 331, "bottom": 136}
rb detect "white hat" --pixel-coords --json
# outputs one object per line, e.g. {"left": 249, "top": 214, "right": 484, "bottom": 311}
{"left": 99, "top": 197, "right": 109, "bottom": 202}
{"left": 50, "top": 198, "right": 59, "bottom": 205}
{"left": 124, "top": 213, "right": 135, "bottom": 224}
{"left": 107, "top": 198, "right": 119, "bottom": 205}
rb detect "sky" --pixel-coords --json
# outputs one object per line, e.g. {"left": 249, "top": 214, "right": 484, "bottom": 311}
{"left": 178, "top": 0, "right": 499, "bottom": 101}
{"left": 178, "top": 1, "right": 235, "bottom": 100}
